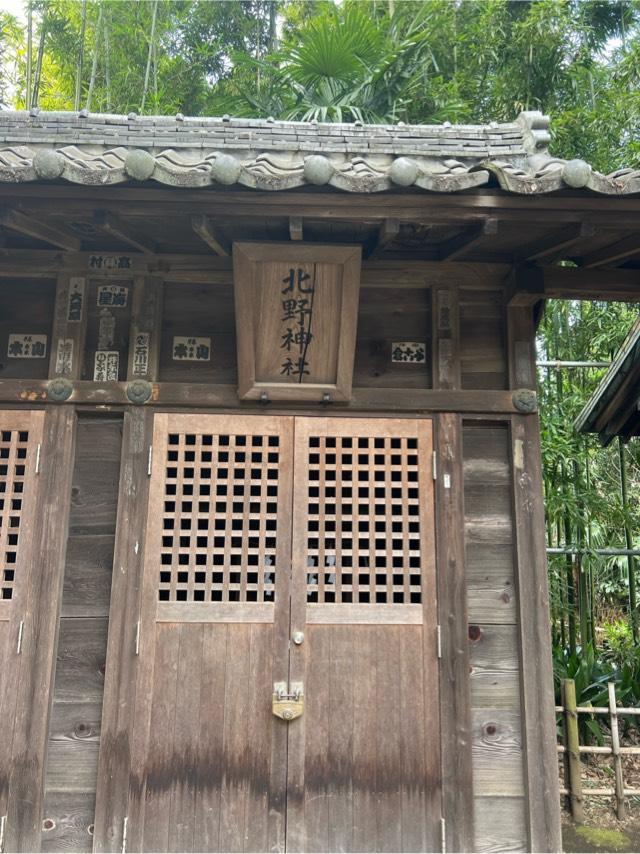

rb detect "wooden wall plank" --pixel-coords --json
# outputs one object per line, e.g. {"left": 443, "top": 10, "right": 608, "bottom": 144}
{"left": 436, "top": 413, "right": 473, "bottom": 852}
{"left": 471, "top": 709, "right": 524, "bottom": 797}
{"left": 510, "top": 415, "right": 562, "bottom": 852}
{"left": 0, "top": 279, "right": 56, "bottom": 380}
{"left": 460, "top": 290, "right": 508, "bottom": 390}
{"left": 5, "top": 406, "right": 76, "bottom": 852}
{"left": 473, "top": 797, "right": 527, "bottom": 853}
{"left": 41, "top": 791, "right": 95, "bottom": 853}
{"left": 93, "top": 408, "right": 154, "bottom": 853}
{"left": 433, "top": 287, "right": 460, "bottom": 390}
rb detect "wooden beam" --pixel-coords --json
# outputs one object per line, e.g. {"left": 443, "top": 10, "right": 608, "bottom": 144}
{"left": 438, "top": 218, "right": 498, "bottom": 261}
{"left": 508, "top": 265, "right": 640, "bottom": 304}
{"left": 191, "top": 214, "right": 230, "bottom": 256}
{"left": 366, "top": 218, "right": 400, "bottom": 260}
{"left": 581, "top": 233, "right": 640, "bottom": 269}
{"left": 516, "top": 221, "right": 597, "bottom": 262}
{"left": 94, "top": 209, "right": 157, "bottom": 254}
{"left": 510, "top": 415, "right": 562, "bottom": 852}
{"left": 289, "top": 216, "right": 303, "bottom": 241}
{"left": 48, "top": 275, "right": 88, "bottom": 379}
{"left": 0, "top": 380, "right": 525, "bottom": 414}
{"left": 436, "top": 413, "right": 474, "bottom": 851}
{"left": 0, "top": 207, "right": 81, "bottom": 251}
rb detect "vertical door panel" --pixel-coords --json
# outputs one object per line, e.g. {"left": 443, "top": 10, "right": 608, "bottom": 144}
{"left": 287, "top": 417, "right": 440, "bottom": 853}
{"left": 0, "top": 411, "right": 45, "bottom": 838}
{"left": 126, "top": 414, "right": 293, "bottom": 853}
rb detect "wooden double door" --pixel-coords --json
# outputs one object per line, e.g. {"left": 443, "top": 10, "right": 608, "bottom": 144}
{"left": 103, "top": 413, "right": 441, "bottom": 853}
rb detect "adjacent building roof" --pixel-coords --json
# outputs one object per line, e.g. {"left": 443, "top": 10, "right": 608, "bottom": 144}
{"left": 1, "top": 108, "right": 639, "bottom": 194}
{"left": 576, "top": 318, "right": 640, "bottom": 445}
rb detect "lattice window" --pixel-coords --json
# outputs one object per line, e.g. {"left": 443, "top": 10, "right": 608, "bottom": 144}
{"left": 0, "top": 429, "right": 29, "bottom": 601}
{"left": 305, "top": 435, "right": 422, "bottom": 604}
{"left": 159, "top": 432, "right": 280, "bottom": 603}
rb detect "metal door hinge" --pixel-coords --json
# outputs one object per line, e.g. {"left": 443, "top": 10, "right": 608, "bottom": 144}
{"left": 432, "top": 451, "right": 437, "bottom": 481}
{"left": 0, "top": 814, "right": 7, "bottom": 853}
{"left": 147, "top": 445, "right": 153, "bottom": 476}
{"left": 16, "top": 620, "right": 24, "bottom": 655}
{"left": 121, "top": 816, "right": 128, "bottom": 854}
{"left": 436, "top": 625, "right": 442, "bottom": 659}
{"left": 440, "top": 817, "right": 446, "bottom": 852}
{"left": 134, "top": 620, "right": 141, "bottom": 655}
{"left": 272, "top": 681, "right": 304, "bottom": 721}
{"left": 35, "top": 443, "right": 41, "bottom": 474}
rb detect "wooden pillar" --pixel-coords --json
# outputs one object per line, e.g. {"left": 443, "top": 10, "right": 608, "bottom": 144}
{"left": 127, "top": 276, "right": 164, "bottom": 381}
{"left": 436, "top": 413, "right": 473, "bottom": 852}
{"left": 511, "top": 413, "right": 562, "bottom": 852}
{"left": 93, "top": 408, "right": 154, "bottom": 852}
{"left": 507, "top": 304, "right": 536, "bottom": 391}
{"left": 4, "top": 406, "right": 76, "bottom": 851}
{"left": 433, "top": 286, "right": 460, "bottom": 390}
{"left": 48, "top": 275, "right": 88, "bottom": 379}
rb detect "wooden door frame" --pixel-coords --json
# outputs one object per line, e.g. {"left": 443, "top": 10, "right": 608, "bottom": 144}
{"left": 0, "top": 406, "right": 77, "bottom": 853}
{"left": 435, "top": 413, "right": 474, "bottom": 853}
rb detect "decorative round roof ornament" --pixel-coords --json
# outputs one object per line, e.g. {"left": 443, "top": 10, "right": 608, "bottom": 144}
{"left": 389, "top": 157, "right": 419, "bottom": 187}
{"left": 562, "top": 159, "right": 591, "bottom": 189}
{"left": 47, "top": 377, "right": 73, "bottom": 402}
{"left": 33, "top": 148, "right": 65, "bottom": 180}
{"left": 126, "top": 380, "right": 153, "bottom": 405}
{"left": 211, "top": 153, "right": 242, "bottom": 185}
{"left": 303, "top": 155, "right": 334, "bottom": 186}
{"left": 124, "top": 149, "right": 155, "bottom": 181}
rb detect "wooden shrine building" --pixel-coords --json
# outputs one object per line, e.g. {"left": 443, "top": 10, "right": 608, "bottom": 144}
{"left": 576, "top": 317, "right": 640, "bottom": 445}
{"left": 1, "top": 108, "right": 640, "bottom": 854}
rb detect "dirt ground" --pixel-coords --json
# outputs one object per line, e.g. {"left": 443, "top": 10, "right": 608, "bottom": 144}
{"left": 562, "top": 753, "right": 640, "bottom": 852}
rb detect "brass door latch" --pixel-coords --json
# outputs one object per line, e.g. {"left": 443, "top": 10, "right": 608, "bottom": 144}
{"left": 272, "top": 682, "right": 304, "bottom": 721}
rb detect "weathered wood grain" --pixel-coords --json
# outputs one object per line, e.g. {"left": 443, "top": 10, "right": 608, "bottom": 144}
{"left": 471, "top": 709, "right": 524, "bottom": 797}
{"left": 41, "top": 791, "right": 96, "bottom": 854}
{"left": 437, "top": 413, "right": 473, "bottom": 852}
{"left": 93, "top": 409, "right": 154, "bottom": 853}
{"left": 511, "top": 415, "right": 562, "bottom": 852}
{"left": 0, "top": 279, "right": 56, "bottom": 380}
{"left": 473, "top": 796, "right": 527, "bottom": 853}
{"left": 5, "top": 407, "right": 76, "bottom": 852}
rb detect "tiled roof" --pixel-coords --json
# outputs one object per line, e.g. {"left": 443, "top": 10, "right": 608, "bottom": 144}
{"left": 0, "top": 108, "right": 638, "bottom": 194}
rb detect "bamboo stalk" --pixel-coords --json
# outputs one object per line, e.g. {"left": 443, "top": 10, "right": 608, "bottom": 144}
{"left": 563, "top": 679, "right": 584, "bottom": 823}
{"left": 609, "top": 682, "right": 627, "bottom": 820}
{"left": 619, "top": 438, "right": 638, "bottom": 642}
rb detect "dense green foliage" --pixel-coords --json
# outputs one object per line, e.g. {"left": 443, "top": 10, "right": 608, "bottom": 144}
{"left": 1, "top": 1, "right": 640, "bottom": 167}
{"left": 1, "top": 0, "right": 640, "bottom": 694}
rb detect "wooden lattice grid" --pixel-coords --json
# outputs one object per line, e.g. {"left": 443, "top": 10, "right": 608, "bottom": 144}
{"left": 304, "top": 433, "right": 423, "bottom": 605}
{"left": 159, "top": 430, "right": 281, "bottom": 603}
{"left": 0, "top": 428, "right": 30, "bottom": 601}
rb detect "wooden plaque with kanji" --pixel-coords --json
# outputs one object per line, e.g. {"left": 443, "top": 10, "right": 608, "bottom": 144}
{"left": 233, "top": 242, "right": 361, "bottom": 402}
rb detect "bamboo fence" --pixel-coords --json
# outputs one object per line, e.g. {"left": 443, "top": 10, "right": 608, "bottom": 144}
{"left": 557, "top": 678, "right": 640, "bottom": 821}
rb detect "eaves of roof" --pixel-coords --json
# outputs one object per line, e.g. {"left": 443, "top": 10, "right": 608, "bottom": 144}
{"left": 575, "top": 317, "right": 640, "bottom": 438}
{"left": 0, "top": 108, "right": 639, "bottom": 195}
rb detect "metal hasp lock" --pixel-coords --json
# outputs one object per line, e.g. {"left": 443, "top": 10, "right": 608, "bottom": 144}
{"left": 272, "top": 682, "right": 304, "bottom": 721}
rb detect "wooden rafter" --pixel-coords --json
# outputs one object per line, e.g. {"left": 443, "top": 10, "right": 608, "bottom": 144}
{"left": 366, "top": 218, "right": 400, "bottom": 260}
{"left": 582, "top": 233, "right": 640, "bottom": 269}
{"left": 289, "top": 216, "right": 303, "bottom": 241}
{"left": 94, "top": 210, "right": 157, "bottom": 254}
{"left": 0, "top": 207, "right": 81, "bottom": 251}
{"left": 437, "top": 218, "right": 498, "bottom": 261}
{"left": 191, "top": 214, "right": 230, "bottom": 256}
{"left": 516, "top": 221, "right": 597, "bottom": 262}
